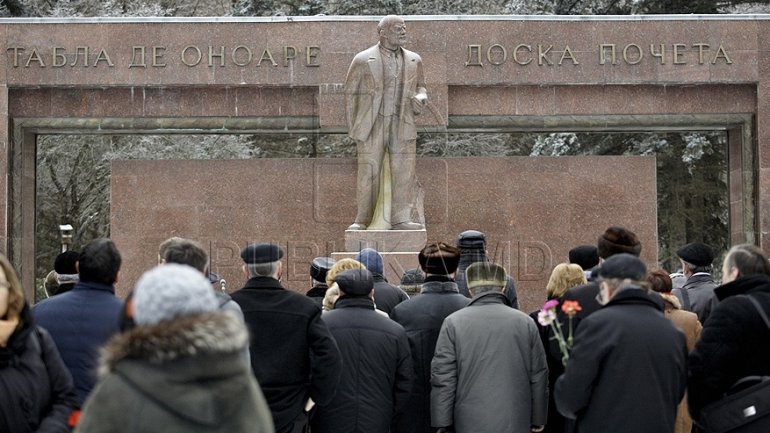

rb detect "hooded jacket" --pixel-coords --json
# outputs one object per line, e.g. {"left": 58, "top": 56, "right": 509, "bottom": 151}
{"left": 75, "top": 312, "right": 274, "bottom": 433}
{"left": 431, "top": 292, "right": 547, "bottom": 433}
{"left": 688, "top": 274, "right": 770, "bottom": 420}
{"left": 0, "top": 304, "right": 77, "bottom": 433}
{"left": 391, "top": 277, "right": 470, "bottom": 433}
{"left": 555, "top": 286, "right": 687, "bottom": 433}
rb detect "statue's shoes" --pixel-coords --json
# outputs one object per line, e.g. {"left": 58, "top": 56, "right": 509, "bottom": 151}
{"left": 391, "top": 221, "right": 424, "bottom": 230}
{"left": 347, "top": 222, "right": 367, "bottom": 230}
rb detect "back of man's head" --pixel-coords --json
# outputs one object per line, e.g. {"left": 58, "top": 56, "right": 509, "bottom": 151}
{"left": 466, "top": 261, "right": 507, "bottom": 294}
{"left": 162, "top": 238, "right": 208, "bottom": 273}
{"left": 78, "top": 238, "right": 121, "bottom": 285}
{"left": 356, "top": 248, "right": 383, "bottom": 275}
{"left": 597, "top": 226, "right": 641, "bottom": 259}
{"left": 419, "top": 242, "right": 461, "bottom": 275}
{"left": 569, "top": 245, "right": 600, "bottom": 270}
{"left": 456, "top": 230, "right": 486, "bottom": 253}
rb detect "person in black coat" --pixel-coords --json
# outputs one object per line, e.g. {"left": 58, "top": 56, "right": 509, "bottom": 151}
{"left": 391, "top": 242, "right": 470, "bottom": 433}
{"left": 231, "top": 243, "right": 342, "bottom": 433}
{"left": 555, "top": 254, "right": 687, "bottom": 433}
{"left": 312, "top": 269, "right": 412, "bottom": 433}
{"left": 356, "top": 248, "right": 409, "bottom": 315}
{"left": 306, "top": 257, "right": 335, "bottom": 308}
{"left": 688, "top": 244, "right": 770, "bottom": 422}
{"left": 561, "top": 226, "right": 642, "bottom": 329}
{"left": 0, "top": 253, "right": 77, "bottom": 433}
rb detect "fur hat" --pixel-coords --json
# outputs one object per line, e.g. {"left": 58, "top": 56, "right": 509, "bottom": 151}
{"left": 419, "top": 242, "right": 461, "bottom": 275}
{"left": 336, "top": 268, "right": 374, "bottom": 296}
{"left": 457, "top": 230, "right": 486, "bottom": 250}
{"left": 241, "top": 243, "right": 283, "bottom": 264}
{"left": 356, "top": 248, "right": 383, "bottom": 275}
{"left": 133, "top": 264, "right": 218, "bottom": 326}
{"left": 597, "top": 226, "right": 641, "bottom": 258}
{"left": 676, "top": 242, "right": 714, "bottom": 267}
{"left": 569, "top": 245, "right": 600, "bottom": 270}
{"left": 598, "top": 253, "right": 647, "bottom": 281}
{"left": 466, "top": 262, "right": 507, "bottom": 289}
{"left": 310, "top": 257, "right": 336, "bottom": 282}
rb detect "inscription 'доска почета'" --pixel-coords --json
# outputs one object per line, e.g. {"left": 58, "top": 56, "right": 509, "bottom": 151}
{"left": 464, "top": 43, "right": 733, "bottom": 66}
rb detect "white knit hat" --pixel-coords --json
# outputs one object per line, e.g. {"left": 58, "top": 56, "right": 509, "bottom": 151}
{"left": 133, "top": 264, "right": 217, "bottom": 326}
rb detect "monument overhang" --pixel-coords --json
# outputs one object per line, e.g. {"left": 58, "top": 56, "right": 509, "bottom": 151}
{"left": 1, "top": 15, "right": 768, "bottom": 301}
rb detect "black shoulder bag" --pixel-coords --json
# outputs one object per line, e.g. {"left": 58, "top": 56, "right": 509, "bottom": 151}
{"left": 699, "top": 295, "right": 770, "bottom": 433}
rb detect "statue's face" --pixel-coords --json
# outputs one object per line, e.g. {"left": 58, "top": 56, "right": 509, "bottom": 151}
{"left": 380, "top": 19, "right": 407, "bottom": 50}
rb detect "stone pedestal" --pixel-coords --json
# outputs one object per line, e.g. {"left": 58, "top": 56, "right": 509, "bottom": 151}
{"left": 333, "top": 229, "right": 428, "bottom": 284}
{"left": 344, "top": 229, "right": 427, "bottom": 253}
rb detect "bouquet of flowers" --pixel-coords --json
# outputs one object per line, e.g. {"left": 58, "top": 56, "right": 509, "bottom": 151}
{"left": 537, "top": 299, "right": 582, "bottom": 366}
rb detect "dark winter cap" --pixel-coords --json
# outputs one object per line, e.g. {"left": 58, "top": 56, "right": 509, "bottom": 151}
{"left": 400, "top": 268, "right": 425, "bottom": 285}
{"left": 335, "top": 268, "right": 374, "bottom": 296}
{"left": 676, "top": 242, "right": 714, "bottom": 267}
{"left": 466, "top": 262, "right": 507, "bottom": 289}
{"left": 310, "top": 257, "right": 336, "bottom": 282}
{"left": 355, "top": 248, "right": 383, "bottom": 275}
{"left": 457, "top": 230, "right": 486, "bottom": 250}
{"left": 569, "top": 245, "right": 599, "bottom": 270}
{"left": 598, "top": 253, "right": 647, "bottom": 281}
{"left": 54, "top": 250, "right": 79, "bottom": 274}
{"left": 597, "top": 226, "right": 641, "bottom": 258}
{"left": 241, "top": 243, "right": 283, "bottom": 264}
{"left": 419, "top": 242, "right": 461, "bottom": 275}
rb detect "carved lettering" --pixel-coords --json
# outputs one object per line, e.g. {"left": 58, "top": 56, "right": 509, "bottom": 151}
{"left": 151, "top": 46, "right": 166, "bottom": 67}
{"left": 513, "top": 44, "right": 532, "bottom": 65}
{"left": 622, "top": 44, "right": 643, "bottom": 65}
{"left": 231, "top": 45, "right": 253, "bottom": 67}
{"left": 713, "top": 44, "right": 733, "bottom": 64}
{"left": 486, "top": 44, "right": 507, "bottom": 66}
{"left": 650, "top": 44, "right": 666, "bottom": 64}
{"left": 209, "top": 46, "right": 225, "bottom": 67}
{"left": 25, "top": 48, "right": 45, "bottom": 67}
{"left": 6, "top": 47, "right": 24, "bottom": 67}
{"left": 181, "top": 46, "right": 202, "bottom": 67}
{"left": 559, "top": 45, "right": 579, "bottom": 65}
{"left": 599, "top": 44, "right": 616, "bottom": 65}
{"left": 70, "top": 46, "right": 89, "bottom": 66}
{"left": 257, "top": 48, "right": 278, "bottom": 67}
{"left": 465, "top": 45, "right": 483, "bottom": 66}
{"left": 93, "top": 48, "right": 114, "bottom": 67}
{"left": 284, "top": 46, "right": 297, "bottom": 66}
{"left": 673, "top": 43, "right": 686, "bottom": 65}
{"left": 538, "top": 45, "right": 553, "bottom": 65}
{"left": 305, "top": 46, "right": 320, "bottom": 67}
{"left": 52, "top": 47, "right": 67, "bottom": 67}
{"left": 129, "top": 46, "right": 146, "bottom": 68}
{"left": 693, "top": 43, "right": 709, "bottom": 64}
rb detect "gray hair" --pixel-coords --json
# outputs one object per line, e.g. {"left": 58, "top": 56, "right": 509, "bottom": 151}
{"left": 247, "top": 261, "right": 279, "bottom": 278}
{"left": 681, "top": 260, "right": 711, "bottom": 274}
{"left": 470, "top": 285, "right": 500, "bottom": 295}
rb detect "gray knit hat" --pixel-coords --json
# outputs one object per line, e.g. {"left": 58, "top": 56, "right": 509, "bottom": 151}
{"left": 133, "top": 264, "right": 218, "bottom": 326}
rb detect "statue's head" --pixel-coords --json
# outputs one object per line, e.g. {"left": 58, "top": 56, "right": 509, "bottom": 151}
{"left": 378, "top": 15, "right": 406, "bottom": 50}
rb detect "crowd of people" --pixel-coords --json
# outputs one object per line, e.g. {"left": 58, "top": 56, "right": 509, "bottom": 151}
{"left": 0, "top": 226, "right": 769, "bottom": 433}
